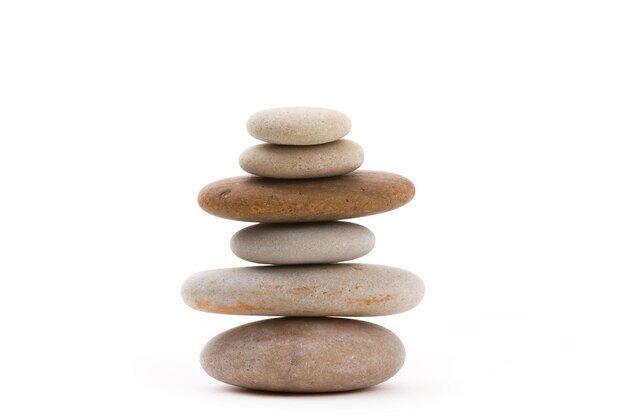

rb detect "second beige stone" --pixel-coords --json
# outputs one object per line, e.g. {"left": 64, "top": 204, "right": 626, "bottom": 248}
{"left": 239, "top": 139, "right": 364, "bottom": 179}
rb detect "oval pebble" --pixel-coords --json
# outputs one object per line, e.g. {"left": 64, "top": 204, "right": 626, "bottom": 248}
{"left": 181, "top": 263, "right": 424, "bottom": 316}
{"left": 201, "top": 317, "right": 405, "bottom": 392}
{"left": 197, "top": 170, "right": 415, "bottom": 223}
{"left": 246, "top": 107, "right": 351, "bottom": 145}
{"left": 239, "top": 139, "right": 364, "bottom": 179}
{"left": 231, "top": 221, "right": 375, "bottom": 264}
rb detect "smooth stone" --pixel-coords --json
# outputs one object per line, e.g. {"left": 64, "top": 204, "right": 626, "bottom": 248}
{"left": 230, "top": 221, "right": 375, "bottom": 264}
{"left": 197, "top": 170, "right": 415, "bottom": 223}
{"left": 239, "top": 139, "right": 364, "bottom": 179}
{"left": 246, "top": 107, "right": 351, "bottom": 145}
{"left": 181, "top": 263, "right": 424, "bottom": 316}
{"left": 201, "top": 317, "right": 405, "bottom": 392}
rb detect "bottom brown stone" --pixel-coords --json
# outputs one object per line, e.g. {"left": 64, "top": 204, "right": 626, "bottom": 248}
{"left": 200, "top": 317, "right": 405, "bottom": 393}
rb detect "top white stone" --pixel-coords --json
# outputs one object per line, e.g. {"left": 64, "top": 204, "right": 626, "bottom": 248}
{"left": 246, "top": 107, "right": 352, "bottom": 145}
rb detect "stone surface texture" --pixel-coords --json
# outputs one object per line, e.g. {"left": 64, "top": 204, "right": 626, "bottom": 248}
{"left": 230, "top": 221, "right": 375, "bottom": 264}
{"left": 239, "top": 139, "right": 364, "bottom": 179}
{"left": 201, "top": 317, "right": 405, "bottom": 392}
{"left": 197, "top": 170, "right": 415, "bottom": 223}
{"left": 181, "top": 263, "right": 425, "bottom": 316}
{"left": 246, "top": 107, "right": 351, "bottom": 145}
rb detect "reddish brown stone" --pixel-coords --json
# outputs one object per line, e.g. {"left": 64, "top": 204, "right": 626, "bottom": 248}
{"left": 197, "top": 170, "right": 415, "bottom": 222}
{"left": 201, "top": 317, "right": 406, "bottom": 392}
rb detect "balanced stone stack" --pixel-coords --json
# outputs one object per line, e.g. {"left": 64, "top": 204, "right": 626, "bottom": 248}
{"left": 181, "top": 107, "right": 425, "bottom": 393}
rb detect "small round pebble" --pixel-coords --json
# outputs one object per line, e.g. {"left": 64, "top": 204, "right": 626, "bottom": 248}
{"left": 231, "top": 221, "right": 375, "bottom": 264}
{"left": 246, "top": 107, "right": 351, "bottom": 145}
{"left": 201, "top": 317, "right": 405, "bottom": 392}
{"left": 181, "top": 263, "right": 425, "bottom": 316}
{"left": 239, "top": 139, "right": 364, "bottom": 179}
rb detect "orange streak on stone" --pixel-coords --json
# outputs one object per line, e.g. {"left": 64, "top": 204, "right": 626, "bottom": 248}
{"left": 287, "top": 285, "right": 320, "bottom": 293}
{"left": 346, "top": 294, "right": 392, "bottom": 306}
{"left": 194, "top": 299, "right": 273, "bottom": 314}
{"left": 259, "top": 283, "right": 285, "bottom": 289}
{"left": 194, "top": 299, "right": 212, "bottom": 311}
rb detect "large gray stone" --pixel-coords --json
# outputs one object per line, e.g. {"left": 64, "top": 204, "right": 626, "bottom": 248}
{"left": 181, "top": 263, "right": 424, "bottom": 316}
{"left": 246, "top": 107, "right": 351, "bottom": 145}
{"left": 201, "top": 317, "right": 405, "bottom": 392}
{"left": 230, "top": 221, "right": 375, "bottom": 264}
{"left": 238, "top": 139, "right": 364, "bottom": 179}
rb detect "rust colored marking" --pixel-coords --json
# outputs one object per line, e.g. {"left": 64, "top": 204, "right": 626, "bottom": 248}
{"left": 194, "top": 299, "right": 272, "bottom": 314}
{"left": 287, "top": 285, "right": 320, "bottom": 293}
{"left": 194, "top": 299, "right": 212, "bottom": 311}
{"left": 346, "top": 294, "right": 392, "bottom": 306}
{"left": 259, "top": 283, "right": 285, "bottom": 289}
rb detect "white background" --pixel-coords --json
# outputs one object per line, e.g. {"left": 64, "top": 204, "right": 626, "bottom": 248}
{"left": 1, "top": 1, "right": 625, "bottom": 416}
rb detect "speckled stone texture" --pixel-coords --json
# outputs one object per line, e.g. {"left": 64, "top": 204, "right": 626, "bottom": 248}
{"left": 239, "top": 139, "right": 364, "bottom": 179}
{"left": 181, "top": 263, "right": 425, "bottom": 316}
{"left": 230, "top": 221, "right": 375, "bottom": 264}
{"left": 246, "top": 107, "right": 351, "bottom": 145}
{"left": 201, "top": 317, "right": 405, "bottom": 392}
{"left": 197, "top": 170, "right": 415, "bottom": 223}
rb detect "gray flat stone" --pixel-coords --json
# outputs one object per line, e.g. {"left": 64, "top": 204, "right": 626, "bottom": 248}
{"left": 181, "top": 263, "right": 424, "bottom": 316}
{"left": 239, "top": 139, "right": 364, "bottom": 179}
{"left": 201, "top": 317, "right": 405, "bottom": 392}
{"left": 230, "top": 221, "right": 375, "bottom": 264}
{"left": 246, "top": 107, "right": 351, "bottom": 145}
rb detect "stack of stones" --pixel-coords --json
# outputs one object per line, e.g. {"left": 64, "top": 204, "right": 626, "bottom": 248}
{"left": 181, "top": 107, "right": 425, "bottom": 393}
